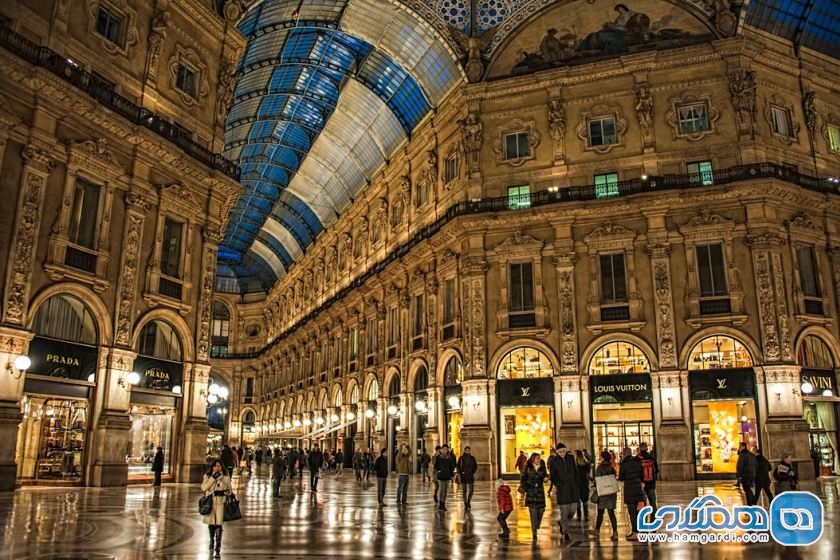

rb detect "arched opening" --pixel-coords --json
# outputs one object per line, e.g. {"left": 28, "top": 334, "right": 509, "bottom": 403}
{"left": 443, "top": 356, "right": 464, "bottom": 457}
{"left": 365, "top": 378, "right": 379, "bottom": 451}
{"left": 128, "top": 320, "right": 185, "bottom": 480}
{"left": 387, "top": 373, "right": 401, "bottom": 470}
{"left": 798, "top": 335, "right": 839, "bottom": 475}
{"left": 17, "top": 294, "right": 100, "bottom": 483}
{"left": 242, "top": 410, "right": 256, "bottom": 446}
{"left": 413, "top": 365, "right": 429, "bottom": 466}
{"left": 496, "top": 345, "right": 556, "bottom": 475}
{"left": 686, "top": 335, "right": 757, "bottom": 478}
{"left": 588, "top": 341, "right": 653, "bottom": 458}
{"left": 211, "top": 301, "right": 231, "bottom": 358}
{"left": 206, "top": 375, "right": 231, "bottom": 458}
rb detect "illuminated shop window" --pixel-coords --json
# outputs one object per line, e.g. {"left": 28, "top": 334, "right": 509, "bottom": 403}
{"left": 688, "top": 335, "right": 752, "bottom": 370}
{"left": 588, "top": 342, "right": 650, "bottom": 376}
{"left": 496, "top": 346, "right": 553, "bottom": 379}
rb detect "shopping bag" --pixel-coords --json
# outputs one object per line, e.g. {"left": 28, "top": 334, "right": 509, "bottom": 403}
{"left": 589, "top": 483, "right": 599, "bottom": 504}
{"left": 223, "top": 493, "right": 242, "bottom": 521}
{"left": 198, "top": 494, "right": 213, "bottom": 515}
{"left": 595, "top": 474, "right": 618, "bottom": 496}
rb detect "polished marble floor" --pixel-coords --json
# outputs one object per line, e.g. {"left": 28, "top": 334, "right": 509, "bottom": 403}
{"left": 1, "top": 468, "right": 839, "bottom": 560}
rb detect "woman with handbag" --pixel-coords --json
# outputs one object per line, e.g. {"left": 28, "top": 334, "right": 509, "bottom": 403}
{"left": 520, "top": 452, "right": 548, "bottom": 542}
{"left": 201, "top": 459, "right": 232, "bottom": 558}
{"left": 590, "top": 451, "right": 619, "bottom": 541}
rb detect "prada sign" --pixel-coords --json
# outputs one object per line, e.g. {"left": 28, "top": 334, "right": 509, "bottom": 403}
{"left": 689, "top": 368, "right": 755, "bottom": 400}
{"left": 132, "top": 357, "right": 183, "bottom": 392}
{"left": 800, "top": 369, "right": 836, "bottom": 396}
{"left": 28, "top": 337, "right": 98, "bottom": 381}
{"left": 590, "top": 373, "right": 652, "bottom": 403}
{"left": 498, "top": 377, "right": 554, "bottom": 406}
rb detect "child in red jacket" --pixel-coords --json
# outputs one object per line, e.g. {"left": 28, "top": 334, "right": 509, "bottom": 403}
{"left": 496, "top": 478, "right": 514, "bottom": 537}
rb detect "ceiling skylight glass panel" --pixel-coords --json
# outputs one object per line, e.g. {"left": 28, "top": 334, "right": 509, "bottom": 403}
{"left": 257, "top": 230, "right": 294, "bottom": 269}
{"left": 252, "top": 240, "right": 287, "bottom": 278}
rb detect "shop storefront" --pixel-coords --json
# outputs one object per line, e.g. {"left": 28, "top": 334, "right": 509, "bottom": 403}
{"left": 443, "top": 356, "right": 464, "bottom": 456}
{"left": 16, "top": 294, "right": 99, "bottom": 485}
{"left": 588, "top": 342, "right": 653, "bottom": 456}
{"left": 206, "top": 376, "right": 230, "bottom": 458}
{"left": 413, "top": 366, "right": 430, "bottom": 471}
{"left": 798, "top": 335, "right": 839, "bottom": 475}
{"left": 687, "top": 335, "right": 758, "bottom": 478}
{"left": 129, "top": 320, "right": 183, "bottom": 480}
{"left": 496, "top": 346, "right": 555, "bottom": 475}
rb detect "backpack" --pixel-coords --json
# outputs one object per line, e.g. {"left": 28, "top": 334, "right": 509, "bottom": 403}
{"left": 641, "top": 459, "right": 655, "bottom": 483}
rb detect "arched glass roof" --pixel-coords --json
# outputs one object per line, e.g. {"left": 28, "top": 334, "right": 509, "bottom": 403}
{"left": 218, "top": 0, "right": 463, "bottom": 293}
{"left": 744, "top": 0, "right": 840, "bottom": 58}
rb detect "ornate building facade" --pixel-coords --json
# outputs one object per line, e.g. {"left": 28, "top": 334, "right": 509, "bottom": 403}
{"left": 1, "top": 0, "right": 839, "bottom": 488}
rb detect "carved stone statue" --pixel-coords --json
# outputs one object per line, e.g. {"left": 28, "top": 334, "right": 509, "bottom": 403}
{"left": 147, "top": 10, "right": 170, "bottom": 81}
{"left": 217, "top": 60, "right": 238, "bottom": 121}
{"left": 634, "top": 84, "right": 654, "bottom": 146}
{"left": 713, "top": 0, "right": 737, "bottom": 37}
{"left": 458, "top": 112, "right": 482, "bottom": 173}
{"left": 728, "top": 68, "right": 757, "bottom": 137}
{"left": 803, "top": 90, "right": 817, "bottom": 138}
{"left": 426, "top": 150, "right": 438, "bottom": 184}
{"left": 448, "top": 26, "right": 499, "bottom": 83}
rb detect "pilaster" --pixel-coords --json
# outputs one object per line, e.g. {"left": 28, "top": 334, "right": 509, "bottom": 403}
{"left": 0, "top": 329, "right": 32, "bottom": 490}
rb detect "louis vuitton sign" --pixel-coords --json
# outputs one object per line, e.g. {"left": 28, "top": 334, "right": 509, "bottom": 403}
{"left": 498, "top": 377, "right": 554, "bottom": 406}
{"left": 589, "top": 374, "right": 652, "bottom": 403}
{"left": 689, "top": 368, "right": 756, "bottom": 400}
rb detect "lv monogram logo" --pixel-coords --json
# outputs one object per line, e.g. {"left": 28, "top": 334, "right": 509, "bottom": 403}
{"left": 520, "top": 387, "right": 531, "bottom": 397}
{"left": 716, "top": 378, "right": 727, "bottom": 389}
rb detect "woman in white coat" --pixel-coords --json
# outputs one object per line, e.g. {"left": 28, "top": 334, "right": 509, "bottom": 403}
{"left": 201, "top": 459, "right": 232, "bottom": 557}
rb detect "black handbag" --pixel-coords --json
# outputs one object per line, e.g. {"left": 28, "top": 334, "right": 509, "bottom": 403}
{"left": 198, "top": 494, "right": 213, "bottom": 516}
{"left": 223, "top": 493, "right": 242, "bottom": 522}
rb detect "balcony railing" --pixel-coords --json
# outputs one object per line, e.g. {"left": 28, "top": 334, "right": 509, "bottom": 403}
{"left": 210, "top": 168, "right": 837, "bottom": 358}
{"left": 0, "top": 24, "right": 239, "bottom": 179}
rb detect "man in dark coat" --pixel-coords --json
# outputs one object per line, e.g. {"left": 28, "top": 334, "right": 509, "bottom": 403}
{"left": 220, "top": 445, "right": 235, "bottom": 477}
{"left": 434, "top": 444, "right": 457, "bottom": 511}
{"left": 152, "top": 446, "right": 164, "bottom": 486}
{"left": 456, "top": 446, "right": 478, "bottom": 510}
{"left": 637, "top": 442, "right": 659, "bottom": 512}
{"left": 287, "top": 448, "right": 299, "bottom": 479}
{"left": 548, "top": 444, "right": 578, "bottom": 540}
{"left": 271, "top": 448, "right": 286, "bottom": 498}
{"left": 373, "top": 448, "right": 389, "bottom": 505}
{"left": 754, "top": 449, "right": 773, "bottom": 506}
{"left": 736, "top": 444, "right": 756, "bottom": 506}
{"left": 618, "top": 447, "right": 645, "bottom": 540}
{"left": 308, "top": 445, "right": 325, "bottom": 491}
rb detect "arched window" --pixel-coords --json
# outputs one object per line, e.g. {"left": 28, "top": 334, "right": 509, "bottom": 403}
{"left": 206, "top": 376, "right": 230, "bottom": 431}
{"left": 444, "top": 356, "right": 463, "bottom": 386}
{"left": 588, "top": 342, "right": 650, "bottom": 375}
{"left": 388, "top": 374, "right": 401, "bottom": 397}
{"left": 211, "top": 301, "right": 230, "bottom": 357}
{"left": 497, "top": 346, "right": 553, "bottom": 379}
{"left": 414, "top": 366, "right": 429, "bottom": 392}
{"left": 798, "top": 336, "right": 834, "bottom": 369}
{"left": 368, "top": 378, "right": 379, "bottom": 401}
{"left": 349, "top": 384, "right": 360, "bottom": 405}
{"left": 333, "top": 387, "right": 344, "bottom": 408}
{"left": 687, "top": 335, "right": 752, "bottom": 371}
{"left": 32, "top": 294, "right": 97, "bottom": 345}
{"left": 137, "top": 320, "right": 182, "bottom": 362}
{"left": 243, "top": 410, "right": 255, "bottom": 424}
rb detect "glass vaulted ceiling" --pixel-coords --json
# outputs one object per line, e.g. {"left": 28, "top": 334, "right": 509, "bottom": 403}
{"left": 745, "top": 0, "right": 840, "bottom": 59}
{"left": 217, "top": 0, "right": 463, "bottom": 293}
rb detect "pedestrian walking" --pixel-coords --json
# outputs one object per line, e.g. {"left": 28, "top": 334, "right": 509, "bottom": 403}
{"left": 363, "top": 449, "right": 372, "bottom": 481}
{"left": 546, "top": 448, "right": 557, "bottom": 496}
{"left": 514, "top": 450, "right": 528, "bottom": 474}
{"left": 255, "top": 447, "right": 263, "bottom": 472}
{"left": 201, "top": 459, "right": 232, "bottom": 558}
{"left": 298, "top": 449, "right": 305, "bottom": 478}
{"left": 574, "top": 449, "right": 591, "bottom": 522}
{"left": 288, "top": 448, "right": 299, "bottom": 479}
{"left": 457, "top": 446, "right": 478, "bottom": 510}
{"left": 431, "top": 445, "right": 441, "bottom": 502}
{"left": 396, "top": 444, "right": 411, "bottom": 505}
{"left": 520, "top": 452, "right": 548, "bottom": 541}
{"left": 308, "top": 445, "right": 325, "bottom": 491}
{"left": 496, "top": 478, "right": 514, "bottom": 538}
{"left": 335, "top": 449, "right": 344, "bottom": 475}
{"left": 548, "top": 444, "right": 578, "bottom": 541}
{"left": 271, "top": 448, "right": 286, "bottom": 498}
{"left": 419, "top": 448, "right": 431, "bottom": 481}
{"left": 152, "top": 446, "right": 164, "bottom": 486}
{"left": 637, "top": 442, "right": 659, "bottom": 512}
{"left": 736, "top": 444, "right": 757, "bottom": 506}
{"left": 734, "top": 442, "right": 746, "bottom": 489}
{"left": 353, "top": 450, "right": 363, "bottom": 481}
{"left": 590, "top": 451, "right": 619, "bottom": 541}
{"left": 618, "top": 447, "right": 645, "bottom": 541}
{"left": 373, "top": 448, "right": 389, "bottom": 506}
{"left": 773, "top": 453, "right": 798, "bottom": 494}
{"left": 755, "top": 449, "right": 773, "bottom": 506}
{"left": 220, "top": 444, "right": 235, "bottom": 477}
{"left": 434, "top": 444, "right": 457, "bottom": 511}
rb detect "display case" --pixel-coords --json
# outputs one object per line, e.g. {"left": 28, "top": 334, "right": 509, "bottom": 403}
{"left": 594, "top": 421, "right": 653, "bottom": 454}
{"left": 695, "top": 424, "right": 713, "bottom": 472}
{"left": 36, "top": 399, "right": 87, "bottom": 480}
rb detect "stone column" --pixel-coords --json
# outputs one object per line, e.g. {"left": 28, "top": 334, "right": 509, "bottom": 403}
{"left": 652, "top": 372, "right": 692, "bottom": 481}
{"left": 556, "top": 376, "right": 587, "bottom": 450}
{"left": 0, "top": 329, "right": 33, "bottom": 490}
{"left": 460, "top": 378, "right": 492, "bottom": 480}
{"left": 761, "top": 364, "right": 814, "bottom": 478}
{"left": 88, "top": 347, "right": 135, "bottom": 487}
{"left": 423, "top": 386, "right": 442, "bottom": 454}
{"left": 178, "top": 363, "right": 210, "bottom": 482}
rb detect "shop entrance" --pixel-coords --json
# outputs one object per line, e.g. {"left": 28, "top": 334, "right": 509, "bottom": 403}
{"left": 592, "top": 402, "right": 653, "bottom": 455}
{"left": 799, "top": 336, "right": 840, "bottom": 476}
{"left": 499, "top": 405, "right": 554, "bottom": 474}
{"left": 18, "top": 396, "right": 89, "bottom": 484}
{"left": 127, "top": 404, "right": 174, "bottom": 477}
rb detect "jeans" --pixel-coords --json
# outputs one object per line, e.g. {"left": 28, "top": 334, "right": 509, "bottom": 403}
{"left": 377, "top": 477, "right": 387, "bottom": 503}
{"left": 754, "top": 481, "right": 773, "bottom": 506}
{"left": 438, "top": 480, "right": 449, "bottom": 507}
{"left": 557, "top": 503, "right": 576, "bottom": 535}
{"left": 497, "top": 510, "right": 512, "bottom": 533}
{"left": 741, "top": 478, "right": 755, "bottom": 506}
{"left": 644, "top": 486, "right": 657, "bottom": 513}
{"left": 528, "top": 506, "right": 545, "bottom": 535}
{"left": 595, "top": 508, "right": 617, "bottom": 530}
{"left": 462, "top": 482, "right": 474, "bottom": 507}
{"left": 224, "top": 465, "right": 234, "bottom": 477}
{"left": 397, "top": 475, "right": 409, "bottom": 503}
{"left": 310, "top": 470, "right": 319, "bottom": 491}
{"left": 421, "top": 465, "right": 429, "bottom": 481}
{"left": 627, "top": 501, "right": 641, "bottom": 533}
{"left": 272, "top": 477, "right": 281, "bottom": 497}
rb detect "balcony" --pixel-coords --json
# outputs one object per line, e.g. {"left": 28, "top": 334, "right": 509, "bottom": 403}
{"left": 159, "top": 277, "right": 183, "bottom": 300}
{"left": 64, "top": 246, "right": 97, "bottom": 273}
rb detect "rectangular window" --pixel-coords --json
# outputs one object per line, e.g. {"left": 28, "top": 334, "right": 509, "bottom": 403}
{"left": 444, "top": 154, "right": 458, "bottom": 183}
{"left": 413, "top": 294, "right": 424, "bottom": 337}
{"left": 599, "top": 253, "right": 627, "bottom": 303}
{"left": 175, "top": 64, "right": 197, "bottom": 97}
{"left": 416, "top": 180, "right": 428, "bottom": 207}
{"left": 770, "top": 106, "right": 792, "bottom": 137}
{"left": 443, "top": 278, "right": 455, "bottom": 324}
{"left": 245, "top": 377, "right": 254, "bottom": 399}
{"left": 508, "top": 262, "right": 535, "bottom": 312}
{"left": 504, "top": 131, "right": 531, "bottom": 160}
{"left": 387, "top": 307, "right": 398, "bottom": 347}
{"left": 828, "top": 125, "right": 840, "bottom": 153}
{"left": 350, "top": 327, "right": 358, "bottom": 358}
{"left": 687, "top": 160, "right": 714, "bottom": 186}
{"left": 507, "top": 185, "right": 531, "bottom": 210}
{"left": 367, "top": 317, "right": 377, "bottom": 355}
{"left": 695, "top": 243, "right": 729, "bottom": 297}
{"left": 95, "top": 4, "right": 124, "bottom": 45}
{"left": 160, "top": 218, "right": 183, "bottom": 279}
{"left": 68, "top": 179, "right": 101, "bottom": 249}
{"left": 588, "top": 117, "right": 617, "bottom": 146}
{"left": 594, "top": 172, "right": 619, "bottom": 198}
{"left": 677, "top": 103, "right": 710, "bottom": 134}
{"left": 798, "top": 245, "right": 821, "bottom": 299}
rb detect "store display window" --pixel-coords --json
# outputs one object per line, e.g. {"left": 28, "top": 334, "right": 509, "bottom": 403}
{"left": 592, "top": 402, "right": 653, "bottom": 455}
{"left": 127, "top": 405, "right": 173, "bottom": 477}
{"left": 692, "top": 400, "right": 757, "bottom": 474}
{"left": 497, "top": 347, "right": 553, "bottom": 379}
{"left": 588, "top": 341, "right": 650, "bottom": 375}
{"left": 798, "top": 335, "right": 839, "bottom": 475}
{"left": 499, "top": 406, "right": 553, "bottom": 474}
{"left": 688, "top": 335, "right": 752, "bottom": 370}
{"left": 35, "top": 399, "right": 87, "bottom": 481}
